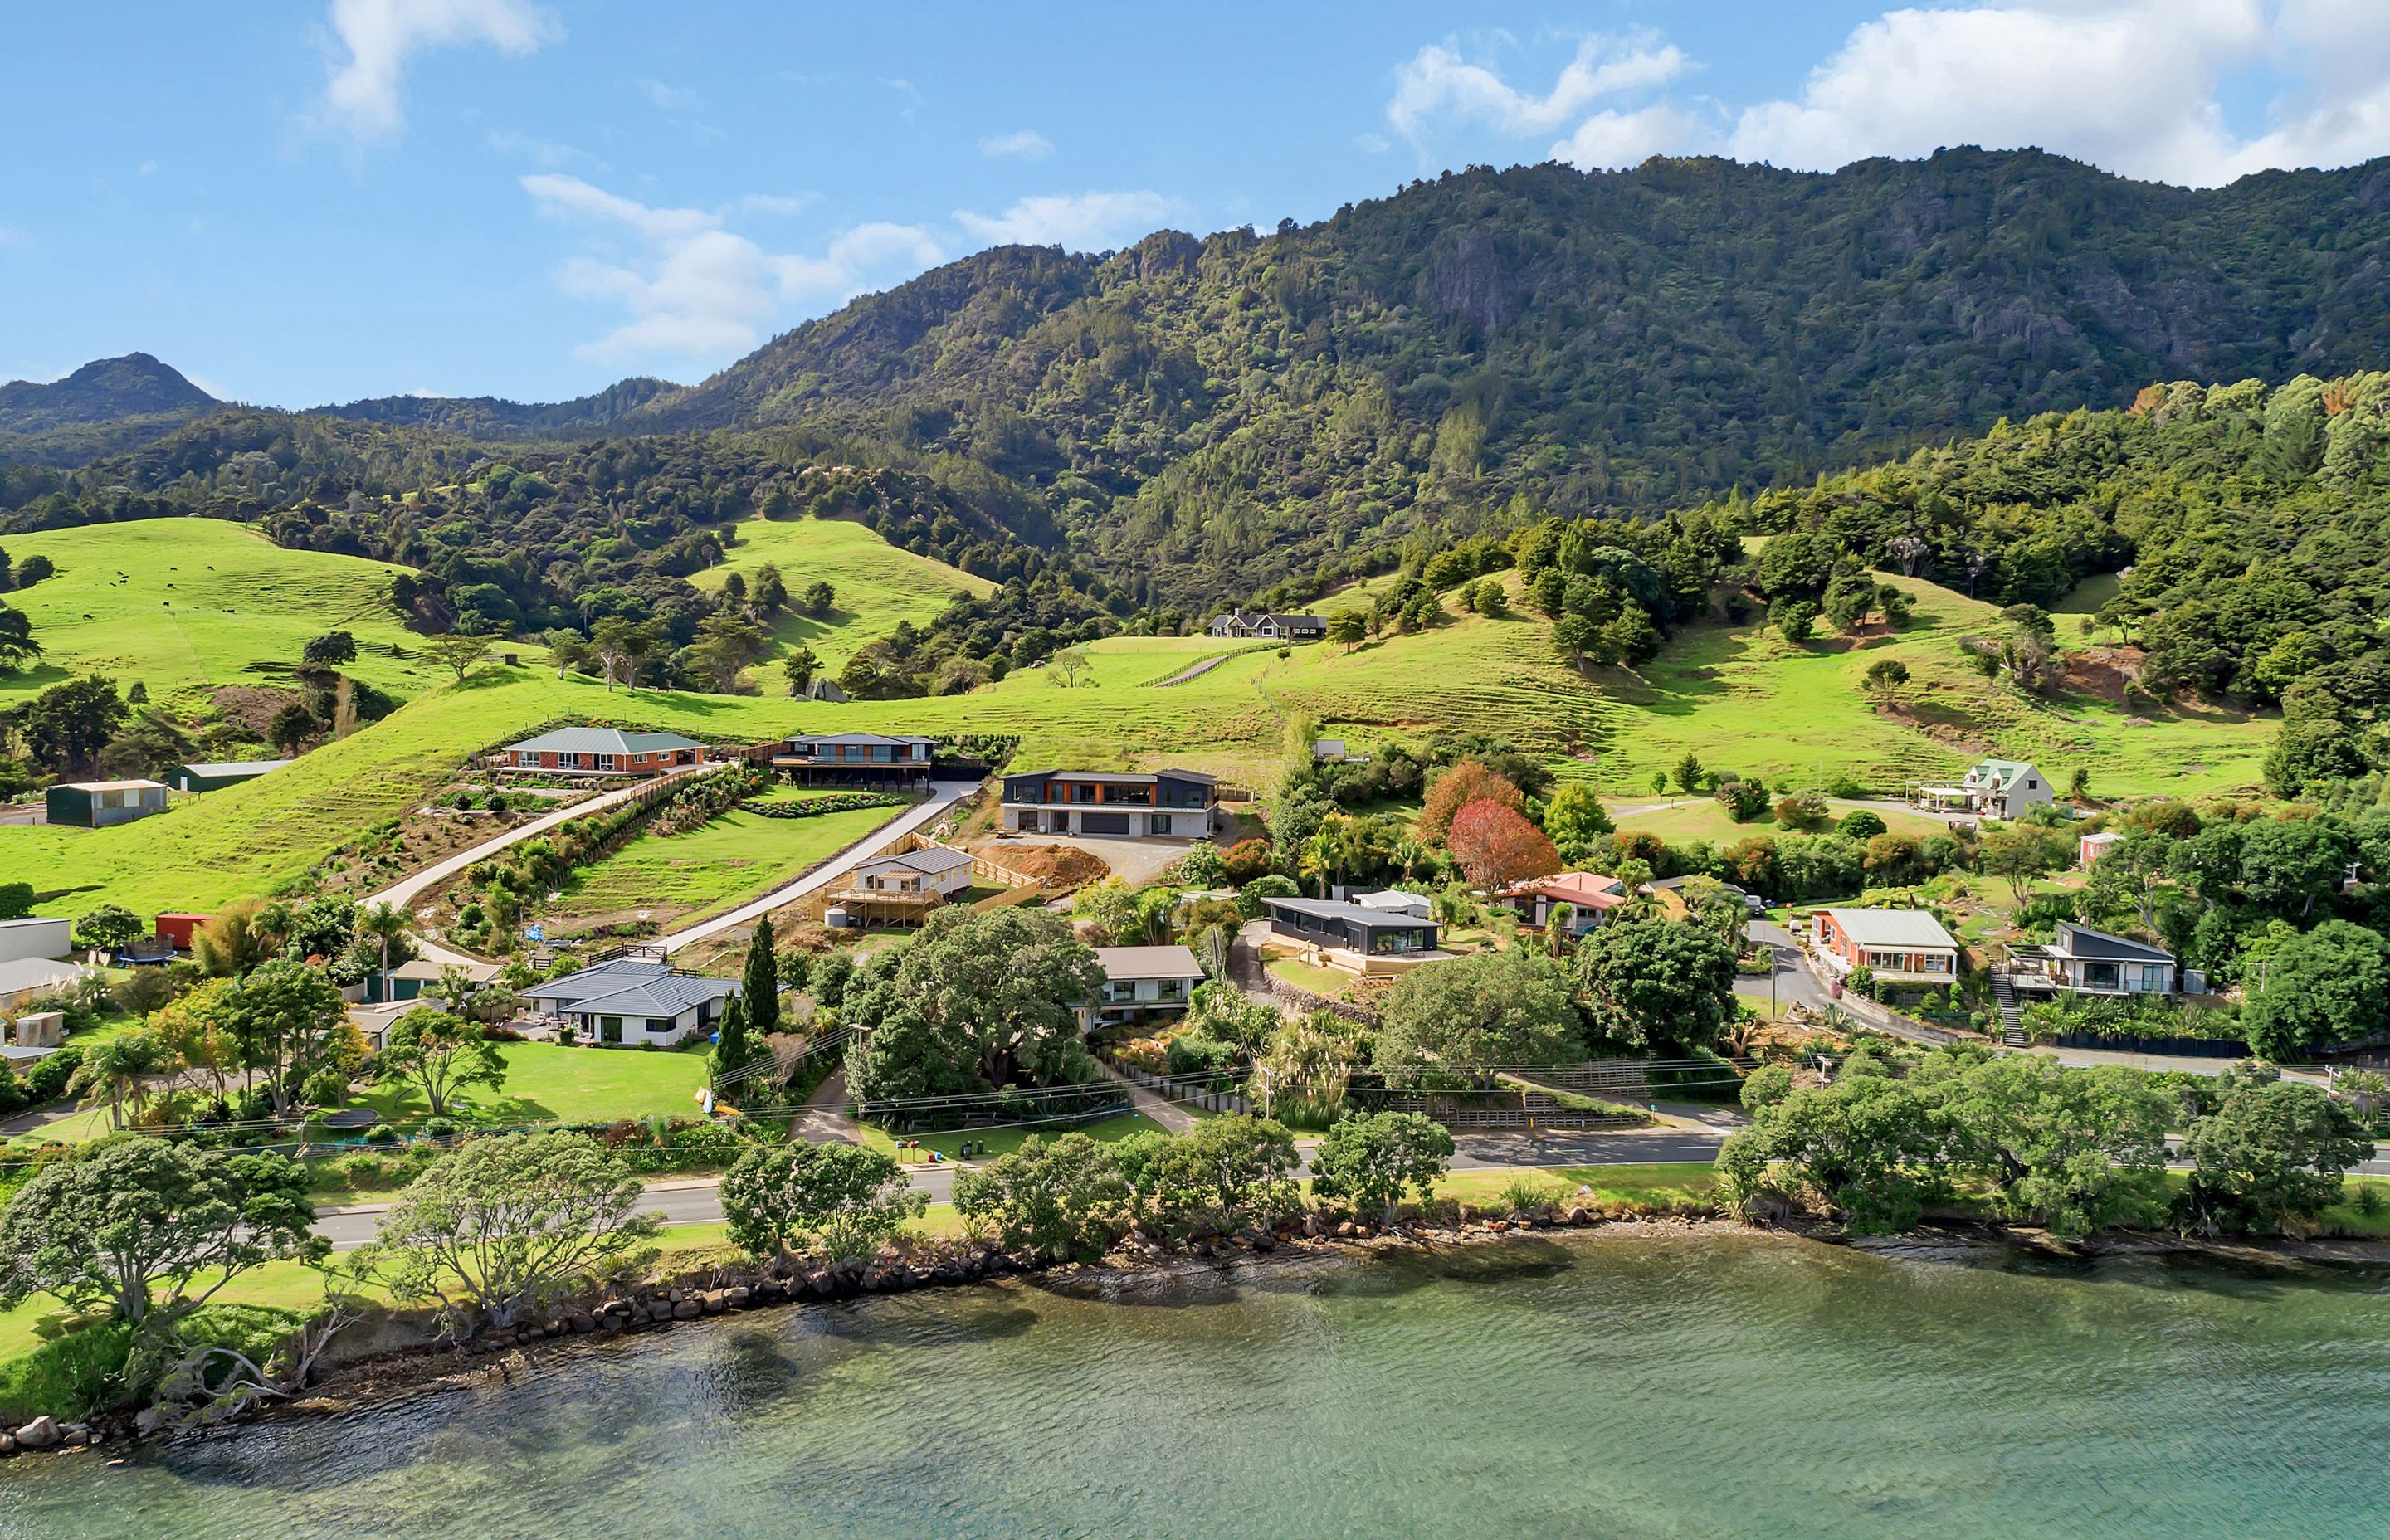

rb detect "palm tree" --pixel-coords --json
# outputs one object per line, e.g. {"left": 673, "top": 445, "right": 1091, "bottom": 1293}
{"left": 1544, "top": 903, "right": 1577, "bottom": 958}
{"left": 70, "top": 1031, "right": 172, "bottom": 1130}
{"left": 358, "top": 901, "right": 412, "bottom": 1001}
{"left": 1301, "top": 829, "right": 1343, "bottom": 899}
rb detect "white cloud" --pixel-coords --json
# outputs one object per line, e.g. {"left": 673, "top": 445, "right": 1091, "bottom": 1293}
{"left": 1388, "top": 32, "right": 1689, "bottom": 142}
{"left": 136, "top": 159, "right": 159, "bottom": 177}
{"left": 317, "top": 0, "right": 559, "bottom": 141}
{"left": 639, "top": 78, "right": 704, "bottom": 114}
{"left": 485, "top": 129, "right": 598, "bottom": 169}
{"left": 521, "top": 174, "right": 943, "bottom": 365}
{"left": 954, "top": 190, "right": 1178, "bottom": 251}
{"left": 978, "top": 129, "right": 1055, "bottom": 160}
{"left": 1724, "top": 1, "right": 2262, "bottom": 187}
{"left": 1387, "top": 2, "right": 2390, "bottom": 188}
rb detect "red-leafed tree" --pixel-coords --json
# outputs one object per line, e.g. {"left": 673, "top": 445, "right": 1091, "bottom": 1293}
{"left": 1448, "top": 799, "right": 1560, "bottom": 889}
{"left": 1419, "top": 760, "right": 1525, "bottom": 842}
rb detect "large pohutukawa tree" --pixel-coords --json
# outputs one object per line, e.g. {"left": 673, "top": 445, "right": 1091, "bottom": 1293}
{"left": 843, "top": 907, "right": 1105, "bottom": 1102}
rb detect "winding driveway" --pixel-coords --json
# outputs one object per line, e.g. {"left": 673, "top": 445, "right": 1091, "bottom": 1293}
{"left": 655, "top": 779, "right": 979, "bottom": 954}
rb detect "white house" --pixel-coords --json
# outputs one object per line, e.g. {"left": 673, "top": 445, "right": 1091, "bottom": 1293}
{"left": 1208, "top": 607, "right": 1326, "bottom": 641}
{"left": 0, "top": 917, "right": 72, "bottom": 967}
{"left": 1080, "top": 945, "right": 1207, "bottom": 1030}
{"left": 519, "top": 958, "right": 740, "bottom": 1047}
{"left": 1912, "top": 759, "right": 2055, "bottom": 820}
{"left": 846, "top": 846, "right": 974, "bottom": 899}
{"left": 0, "top": 957, "right": 95, "bottom": 1012}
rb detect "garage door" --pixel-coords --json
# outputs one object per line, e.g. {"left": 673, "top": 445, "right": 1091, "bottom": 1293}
{"left": 1081, "top": 811, "right": 1131, "bottom": 836}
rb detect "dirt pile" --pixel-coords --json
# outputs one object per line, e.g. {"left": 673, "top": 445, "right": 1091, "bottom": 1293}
{"left": 990, "top": 843, "right": 1111, "bottom": 887}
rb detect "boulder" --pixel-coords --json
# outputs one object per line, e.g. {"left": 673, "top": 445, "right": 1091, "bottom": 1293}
{"left": 1, "top": 1432, "right": 18, "bottom": 1456}
{"left": 671, "top": 1299, "right": 702, "bottom": 1320}
{"left": 15, "top": 1418, "right": 60, "bottom": 1450}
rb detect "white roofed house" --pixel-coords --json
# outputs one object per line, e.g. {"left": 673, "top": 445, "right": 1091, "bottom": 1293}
{"left": 825, "top": 844, "right": 976, "bottom": 928}
{"left": 1079, "top": 944, "right": 1206, "bottom": 1031}
{"left": 1813, "top": 908, "right": 1961, "bottom": 984}
{"left": 518, "top": 958, "right": 740, "bottom": 1047}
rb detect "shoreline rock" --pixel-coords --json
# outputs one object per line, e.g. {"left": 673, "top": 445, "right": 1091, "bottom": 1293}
{"left": 11, "top": 1201, "right": 2383, "bottom": 1461}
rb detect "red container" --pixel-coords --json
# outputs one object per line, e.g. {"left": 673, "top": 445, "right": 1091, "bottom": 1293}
{"left": 155, "top": 912, "right": 212, "bottom": 948}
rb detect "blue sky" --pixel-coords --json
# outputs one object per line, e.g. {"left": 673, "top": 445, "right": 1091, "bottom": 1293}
{"left": 2, "top": 1, "right": 2382, "bottom": 408}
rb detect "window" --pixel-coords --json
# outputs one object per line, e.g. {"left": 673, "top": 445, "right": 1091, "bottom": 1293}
{"left": 597, "top": 754, "right": 617, "bottom": 772}
{"left": 646, "top": 1017, "right": 673, "bottom": 1035}
{"left": 600, "top": 1016, "right": 623, "bottom": 1045}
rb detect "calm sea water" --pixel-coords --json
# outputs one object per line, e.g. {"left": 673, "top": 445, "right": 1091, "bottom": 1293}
{"left": 3, "top": 1231, "right": 2386, "bottom": 1539}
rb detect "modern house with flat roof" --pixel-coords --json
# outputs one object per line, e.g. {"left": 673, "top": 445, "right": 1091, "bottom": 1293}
{"left": 2007, "top": 923, "right": 2179, "bottom": 997}
{"left": 1000, "top": 769, "right": 1219, "bottom": 840}
{"left": 1080, "top": 944, "right": 1207, "bottom": 1031}
{"left": 0, "top": 918, "right": 71, "bottom": 967}
{"left": 166, "top": 758, "right": 291, "bottom": 793}
{"left": 1261, "top": 895, "right": 1442, "bottom": 972}
{"left": 774, "top": 733, "right": 937, "bottom": 788}
{"left": 519, "top": 958, "right": 740, "bottom": 1046}
{"left": 1814, "top": 907, "right": 1961, "bottom": 983}
{"left": 497, "top": 727, "right": 706, "bottom": 776}
{"left": 45, "top": 779, "right": 168, "bottom": 827}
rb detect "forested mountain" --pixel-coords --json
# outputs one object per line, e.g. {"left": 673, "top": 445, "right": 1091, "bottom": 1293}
{"left": 311, "top": 376, "right": 680, "bottom": 438}
{"left": 0, "top": 353, "right": 215, "bottom": 432}
{"left": 0, "top": 353, "right": 221, "bottom": 465}
{"left": 12, "top": 148, "right": 2390, "bottom": 625}
{"left": 602, "top": 147, "right": 2390, "bottom": 603}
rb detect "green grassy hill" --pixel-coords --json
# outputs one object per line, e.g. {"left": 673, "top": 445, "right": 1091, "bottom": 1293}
{"left": 5, "top": 563, "right": 2277, "bottom": 918}
{"left": 686, "top": 514, "right": 994, "bottom": 667}
{"left": 0, "top": 519, "right": 437, "bottom": 708}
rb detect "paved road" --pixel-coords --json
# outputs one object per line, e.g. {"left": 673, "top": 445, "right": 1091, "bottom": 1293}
{"left": 310, "top": 1126, "right": 1729, "bottom": 1250}
{"left": 364, "top": 764, "right": 712, "bottom": 916}
{"left": 1734, "top": 919, "right": 1832, "bottom": 1016}
{"left": 655, "top": 779, "right": 979, "bottom": 954}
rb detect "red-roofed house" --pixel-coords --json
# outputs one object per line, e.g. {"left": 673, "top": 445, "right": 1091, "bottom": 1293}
{"left": 1495, "top": 873, "right": 1628, "bottom": 938}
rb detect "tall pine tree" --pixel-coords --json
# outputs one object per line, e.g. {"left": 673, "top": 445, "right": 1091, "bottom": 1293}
{"left": 744, "top": 916, "right": 781, "bottom": 1039}
{"left": 711, "top": 917, "right": 780, "bottom": 1094}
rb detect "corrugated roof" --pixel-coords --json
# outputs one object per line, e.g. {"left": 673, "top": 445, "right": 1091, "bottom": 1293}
{"left": 505, "top": 727, "right": 706, "bottom": 756}
{"left": 857, "top": 846, "right": 973, "bottom": 876}
{"left": 1094, "top": 945, "right": 1204, "bottom": 981}
{"left": 520, "top": 958, "right": 677, "bottom": 1001}
{"left": 0, "top": 958, "right": 91, "bottom": 993}
{"left": 567, "top": 974, "right": 739, "bottom": 1019}
{"left": 1006, "top": 768, "right": 1218, "bottom": 786}
{"left": 56, "top": 779, "right": 166, "bottom": 792}
{"left": 1822, "top": 908, "right": 1959, "bottom": 950}
{"left": 178, "top": 759, "right": 291, "bottom": 777}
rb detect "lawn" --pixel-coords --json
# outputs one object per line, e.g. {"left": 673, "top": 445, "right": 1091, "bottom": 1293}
{"left": 547, "top": 801, "right": 904, "bottom": 930}
{"left": 0, "top": 518, "right": 439, "bottom": 710}
{"left": 1267, "top": 957, "right": 1358, "bottom": 998}
{"left": 1588, "top": 570, "right": 2275, "bottom": 801}
{"left": 6, "top": 561, "right": 2282, "bottom": 920}
{"left": 362, "top": 1041, "right": 715, "bottom": 1128}
{"left": 687, "top": 514, "right": 993, "bottom": 669}
{"left": 1607, "top": 797, "right": 1951, "bottom": 847}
